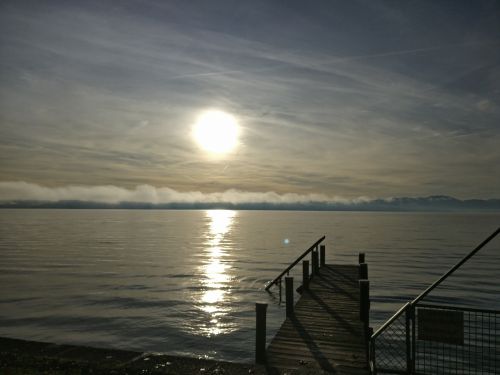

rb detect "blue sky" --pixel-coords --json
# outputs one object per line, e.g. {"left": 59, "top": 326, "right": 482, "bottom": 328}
{"left": 1, "top": 0, "right": 499, "bottom": 202}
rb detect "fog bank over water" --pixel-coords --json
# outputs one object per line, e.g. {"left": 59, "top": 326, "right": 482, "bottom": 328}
{"left": 1, "top": 181, "right": 498, "bottom": 211}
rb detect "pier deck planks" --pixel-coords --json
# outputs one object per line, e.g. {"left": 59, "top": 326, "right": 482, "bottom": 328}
{"left": 266, "top": 264, "right": 369, "bottom": 374}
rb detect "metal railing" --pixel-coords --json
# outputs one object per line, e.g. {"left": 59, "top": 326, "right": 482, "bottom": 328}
{"left": 256, "top": 236, "right": 327, "bottom": 363}
{"left": 371, "top": 302, "right": 500, "bottom": 374}
{"left": 370, "top": 227, "right": 500, "bottom": 374}
{"left": 415, "top": 304, "right": 499, "bottom": 374}
{"left": 265, "top": 236, "right": 325, "bottom": 299}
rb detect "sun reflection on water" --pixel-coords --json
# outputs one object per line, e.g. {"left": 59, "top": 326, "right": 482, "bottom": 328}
{"left": 197, "top": 210, "right": 236, "bottom": 337}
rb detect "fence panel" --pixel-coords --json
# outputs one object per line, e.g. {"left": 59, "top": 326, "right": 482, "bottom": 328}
{"left": 415, "top": 304, "right": 500, "bottom": 375}
{"left": 371, "top": 305, "right": 410, "bottom": 374}
{"left": 371, "top": 304, "right": 500, "bottom": 375}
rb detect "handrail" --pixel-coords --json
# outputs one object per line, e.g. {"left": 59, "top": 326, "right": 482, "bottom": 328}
{"left": 371, "top": 302, "right": 411, "bottom": 339}
{"left": 370, "top": 228, "right": 500, "bottom": 374}
{"left": 371, "top": 227, "right": 500, "bottom": 341}
{"left": 265, "top": 235, "right": 325, "bottom": 291}
{"left": 412, "top": 226, "right": 500, "bottom": 305}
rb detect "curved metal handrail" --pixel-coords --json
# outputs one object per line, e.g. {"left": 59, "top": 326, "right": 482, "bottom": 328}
{"left": 265, "top": 235, "right": 325, "bottom": 291}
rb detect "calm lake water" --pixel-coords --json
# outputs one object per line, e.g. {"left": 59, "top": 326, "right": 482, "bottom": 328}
{"left": 0, "top": 209, "right": 499, "bottom": 363}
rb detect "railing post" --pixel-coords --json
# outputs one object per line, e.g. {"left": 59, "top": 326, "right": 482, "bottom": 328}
{"left": 255, "top": 303, "right": 267, "bottom": 364}
{"left": 366, "top": 326, "right": 374, "bottom": 371}
{"left": 404, "top": 303, "right": 417, "bottom": 374}
{"left": 370, "top": 338, "right": 377, "bottom": 375}
{"left": 278, "top": 278, "right": 282, "bottom": 303}
{"left": 360, "top": 279, "right": 370, "bottom": 359}
{"left": 320, "top": 244, "right": 326, "bottom": 267}
{"left": 359, "top": 262, "right": 368, "bottom": 280}
{"left": 285, "top": 277, "right": 294, "bottom": 317}
{"left": 359, "top": 252, "right": 365, "bottom": 264}
{"left": 411, "top": 304, "right": 416, "bottom": 375}
{"left": 302, "top": 260, "right": 309, "bottom": 290}
{"left": 312, "top": 250, "right": 319, "bottom": 276}
{"left": 405, "top": 305, "right": 411, "bottom": 374}
{"left": 359, "top": 279, "right": 370, "bottom": 322}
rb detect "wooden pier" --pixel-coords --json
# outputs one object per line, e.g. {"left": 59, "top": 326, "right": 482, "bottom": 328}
{"left": 259, "top": 238, "right": 370, "bottom": 374}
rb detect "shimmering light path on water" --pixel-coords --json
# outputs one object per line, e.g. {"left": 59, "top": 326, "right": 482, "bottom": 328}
{"left": 0, "top": 210, "right": 498, "bottom": 362}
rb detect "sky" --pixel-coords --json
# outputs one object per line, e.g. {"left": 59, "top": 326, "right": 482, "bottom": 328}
{"left": 1, "top": 0, "right": 499, "bottom": 204}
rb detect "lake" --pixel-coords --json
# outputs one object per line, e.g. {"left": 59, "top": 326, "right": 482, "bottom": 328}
{"left": 0, "top": 209, "right": 498, "bottom": 363}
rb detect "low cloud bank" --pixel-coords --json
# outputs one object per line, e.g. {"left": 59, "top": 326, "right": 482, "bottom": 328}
{"left": 0, "top": 181, "right": 366, "bottom": 205}
{"left": 0, "top": 181, "right": 499, "bottom": 211}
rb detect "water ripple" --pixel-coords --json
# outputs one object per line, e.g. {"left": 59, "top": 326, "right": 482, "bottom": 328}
{"left": 0, "top": 209, "right": 499, "bottom": 362}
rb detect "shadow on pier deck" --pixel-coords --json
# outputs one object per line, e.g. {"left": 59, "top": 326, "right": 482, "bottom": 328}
{"left": 267, "top": 265, "right": 368, "bottom": 374}
{"left": 261, "top": 237, "right": 370, "bottom": 374}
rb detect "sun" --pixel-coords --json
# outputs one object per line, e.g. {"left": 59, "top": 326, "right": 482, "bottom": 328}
{"left": 193, "top": 110, "right": 239, "bottom": 154}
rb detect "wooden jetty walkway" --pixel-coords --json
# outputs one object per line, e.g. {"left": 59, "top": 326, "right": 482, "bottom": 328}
{"left": 258, "top": 237, "right": 371, "bottom": 374}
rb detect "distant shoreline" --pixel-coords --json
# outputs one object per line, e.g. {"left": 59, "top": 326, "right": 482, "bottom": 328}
{"left": 1, "top": 198, "right": 500, "bottom": 212}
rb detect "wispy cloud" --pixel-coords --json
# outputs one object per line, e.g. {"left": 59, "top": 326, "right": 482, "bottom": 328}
{"left": 1, "top": 1, "right": 499, "bottom": 198}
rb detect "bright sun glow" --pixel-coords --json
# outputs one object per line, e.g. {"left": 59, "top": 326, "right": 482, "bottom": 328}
{"left": 193, "top": 110, "right": 239, "bottom": 154}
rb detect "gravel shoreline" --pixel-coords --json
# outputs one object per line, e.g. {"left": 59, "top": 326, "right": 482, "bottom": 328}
{"left": 0, "top": 337, "right": 273, "bottom": 375}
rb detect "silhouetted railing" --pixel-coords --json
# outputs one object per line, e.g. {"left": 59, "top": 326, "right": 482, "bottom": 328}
{"left": 256, "top": 240, "right": 370, "bottom": 367}
{"left": 256, "top": 236, "right": 326, "bottom": 363}
{"left": 369, "top": 227, "right": 500, "bottom": 374}
{"left": 264, "top": 236, "right": 325, "bottom": 295}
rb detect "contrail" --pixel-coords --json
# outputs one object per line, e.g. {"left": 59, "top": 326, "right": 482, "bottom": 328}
{"left": 330, "top": 39, "right": 500, "bottom": 62}
{"left": 165, "top": 39, "right": 500, "bottom": 81}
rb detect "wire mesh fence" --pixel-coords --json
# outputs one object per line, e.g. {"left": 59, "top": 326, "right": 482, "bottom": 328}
{"left": 415, "top": 304, "right": 499, "bottom": 375}
{"left": 370, "top": 304, "right": 409, "bottom": 374}
{"left": 370, "top": 303, "right": 500, "bottom": 374}
{"left": 370, "top": 229, "right": 500, "bottom": 374}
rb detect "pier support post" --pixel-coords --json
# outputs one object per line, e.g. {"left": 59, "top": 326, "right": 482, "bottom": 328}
{"left": 359, "top": 263, "right": 368, "bottom": 280}
{"left": 285, "top": 277, "right": 294, "bottom": 317}
{"left": 302, "top": 260, "right": 309, "bottom": 290}
{"left": 320, "top": 245, "right": 326, "bottom": 267}
{"left": 312, "top": 250, "right": 319, "bottom": 276}
{"left": 359, "top": 278, "right": 371, "bottom": 359}
{"left": 359, "top": 280, "right": 370, "bottom": 323}
{"left": 255, "top": 303, "right": 268, "bottom": 364}
{"left": 359, "top": 252, "right": 365, "bottom": 264}
{"left": 278, "top": 278, "right": 282, "bottom": 303}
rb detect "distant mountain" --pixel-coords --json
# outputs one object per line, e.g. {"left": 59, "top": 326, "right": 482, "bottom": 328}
{"left": 1, "top": 195, "right": 499, "bottom": 211}
{"left": 353, "top": 195, "right": 500, "bottom": 211}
